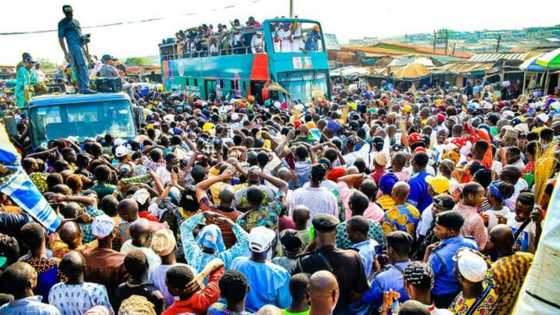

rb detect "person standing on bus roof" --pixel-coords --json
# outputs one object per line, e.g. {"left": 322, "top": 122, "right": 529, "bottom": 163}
{"left": 278, "top": 23, "right": 292, "bottom": 53}
{"left": 58, "top": 5, "right": 95, "bottom": 94}
{"left": 305, "top": 25, "right": 322, "bottom": 51}
{"left": 251, "top": 32, "right": 264, "bottom": 54}
{"left": 292, "top": 22, "right": 304, "bottom": 52}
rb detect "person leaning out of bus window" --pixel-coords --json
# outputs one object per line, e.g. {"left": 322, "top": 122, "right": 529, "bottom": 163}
{"left": 251, "top": 32, "right": 264, "bottom": 54}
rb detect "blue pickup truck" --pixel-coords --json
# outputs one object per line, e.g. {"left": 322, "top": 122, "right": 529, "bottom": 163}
{"left": 25, "top": 93, "right": 138, "bottom": 149}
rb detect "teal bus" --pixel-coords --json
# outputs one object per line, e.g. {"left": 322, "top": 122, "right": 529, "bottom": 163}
{"left": 159, "top": 18, "right": 331, "bottom": 103}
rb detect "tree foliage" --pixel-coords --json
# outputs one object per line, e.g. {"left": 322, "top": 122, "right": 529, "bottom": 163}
{"left": 125, "top": 57, "right": 153, "bottom": 66}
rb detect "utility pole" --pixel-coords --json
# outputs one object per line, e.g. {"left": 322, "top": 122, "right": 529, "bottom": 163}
{"left": 444, "top": 30, "right": 449, "bottom": 55}
{"left": 433, "top": 30, "right": 437, "bottom": 53}
{"left": 289, "top": 0, "right": 294, "bottom": 18}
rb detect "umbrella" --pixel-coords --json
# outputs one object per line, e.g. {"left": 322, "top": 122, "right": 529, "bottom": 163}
{"left": 392, "top": 63, "right": 430, "bottom": 80}
{"left": 536, "top": 48, "right": 560, "bottom": 69}
{"left": 519, "top": 55, "right": 546, "bottom": 72}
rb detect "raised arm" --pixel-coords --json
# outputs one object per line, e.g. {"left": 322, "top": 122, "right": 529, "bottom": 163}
{"left": 194, "top": 171, "right": 233, "bottom": 202}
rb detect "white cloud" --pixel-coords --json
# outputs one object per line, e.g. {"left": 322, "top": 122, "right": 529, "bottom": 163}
{"left": 0, "top": 0, "right": 557, "bottom": 65}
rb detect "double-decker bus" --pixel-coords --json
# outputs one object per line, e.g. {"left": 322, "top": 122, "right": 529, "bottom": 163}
{"left": 159, "top": 18, "right": 330, "bottom": 103}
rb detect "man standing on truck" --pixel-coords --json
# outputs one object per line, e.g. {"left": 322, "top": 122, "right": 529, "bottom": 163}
{"left": 15, "top": 54, "right": 35, "bottom": 108}
{"left": 58, "top": 5, "right": 95, "bottom": 94}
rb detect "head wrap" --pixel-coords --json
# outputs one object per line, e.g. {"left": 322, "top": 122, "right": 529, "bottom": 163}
{"left": 91, "top": 215, "right": 116, "bottom": 239}
{"left": 151, "top": 228, "right": 176, "bottom": 257}
{"left": 118, "top": 295, "right": 156, "bottom": 315}
{"left": 488, "top": 181, "right": 504, "bottom": 203}
{"left": 196, "top": 224, "right": 225, "bottom": 253}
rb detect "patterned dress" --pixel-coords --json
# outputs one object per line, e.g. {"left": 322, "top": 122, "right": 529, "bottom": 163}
{"left": 21, "top": 256, "right": 59, "bottom": 302}
{"left": 382, "top": 203, "right": 420, "bottom": 236}
{"left": 449, "top": 284, "right": 498, "bottom": 315}
{"left": 48, "top": 282, "right": 113, "bottom": 315}
{"left": 491, "top": 252, "right": 534, "bottom": 315}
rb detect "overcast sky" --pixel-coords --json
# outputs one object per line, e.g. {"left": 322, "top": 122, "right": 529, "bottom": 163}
{"left": 0, "top": 0, "right": 558, "bottom": 65}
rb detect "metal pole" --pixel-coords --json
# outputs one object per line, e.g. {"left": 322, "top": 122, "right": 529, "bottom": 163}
{"left": 289, "top": 0, "right": 294, "bottom": 18}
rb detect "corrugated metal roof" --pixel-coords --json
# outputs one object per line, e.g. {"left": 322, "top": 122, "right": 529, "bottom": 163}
{"left": 431, "top": 62, "right": 496, "bottom": 74}
{"left": 468, "top": 52, "right": 530, "bottom": 62}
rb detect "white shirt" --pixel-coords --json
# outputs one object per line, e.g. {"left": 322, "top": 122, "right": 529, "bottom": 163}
{"left": 277, "top": 28, "right": 292, "bottom": 52}
{"left": 287, "top": 186, "right": 338, "bottom": 223}
{"left": 251, "top": 35, "right": 264, "bottom": 53}
{"left": 120, "top": 240, "right": 162, "bottom": 273}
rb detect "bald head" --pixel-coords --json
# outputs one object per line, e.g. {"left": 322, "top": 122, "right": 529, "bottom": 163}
{"left": 59, "top": 221, "right": 81, "bottom": 249}
{"left": 247, "top": 166, "right": 261, "bottom": 185}
{"left": 118, "top": 198, "right": 139, "bottom": 222}
{"left": 346, "top": 166, "right": 359, "bottom": 175}
{"left": 392, "top": 181, "right": 410, "bottom": 203}
{"left": 398, "top": 300, "right": 430, "bottom": 315}
{"left": 489, "top": 224, "right": 514, "bottom": 255}
{"left": 219, "top": 186, "right": 234, "bottom": 205}
{"left": 276, "top": 167, "right": 292, "bottom": 182}
{"left": 129, "top": 219, "right": 152, "bottom": 247}
{"left": 309, "top": 270, "right": 339, "bottom": 312}
{"left": 59, "top": 251, "right": 85, "bottom": 281}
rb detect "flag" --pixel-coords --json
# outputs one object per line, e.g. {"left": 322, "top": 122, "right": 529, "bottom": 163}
{"left": 0, "top": 125, "right": 61, "bottom": 232}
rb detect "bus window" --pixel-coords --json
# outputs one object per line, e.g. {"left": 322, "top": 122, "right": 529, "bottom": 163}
{"left": 193, "top": 78, "right": 198, "bottom": 86}
{"left": 242, "top": 81, "right": 246, "bottom": 91}
{"left": 270, "top": 22, "right": 323, "bottom": 53}
{"left": 219, "top": 80, "right": 224, "bottom": 87}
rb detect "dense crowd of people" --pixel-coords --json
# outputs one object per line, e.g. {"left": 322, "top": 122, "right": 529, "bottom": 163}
{"left": 165, "top": 17, "right": 322, "bottom": 59}
{"left": 0, "top": 78, "right": 559, "bottom": 315}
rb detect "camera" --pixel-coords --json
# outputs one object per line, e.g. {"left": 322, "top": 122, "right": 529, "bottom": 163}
{"left": 81, "top": 33, "right": 91, "bottom": 45}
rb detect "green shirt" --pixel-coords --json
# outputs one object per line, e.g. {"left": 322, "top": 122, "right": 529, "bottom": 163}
{"left": 283, "top": 310, "right": 309, "bottom": 315}
{"left": 90, "top": 182, "right": 116, "bottom": 200}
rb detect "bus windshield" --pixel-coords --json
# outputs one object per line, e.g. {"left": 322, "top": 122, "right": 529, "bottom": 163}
{"left": 278, "top": 71, "right": 328, "bottom": 103}
{"left": 30, "top": 100, "right": 136, "bottom": 145}
{"left": 270, "top": 21, "right": 323, "bottom": 53}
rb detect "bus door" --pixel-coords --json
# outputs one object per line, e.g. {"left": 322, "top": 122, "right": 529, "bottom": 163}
{"left": 204, "top": 80, "right": 217, "bottom": 100}
{"left": 250, "top": 80, "right": 266, "bottom": 104}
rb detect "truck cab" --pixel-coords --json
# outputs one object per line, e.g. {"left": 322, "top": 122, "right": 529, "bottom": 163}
{"left": 26, "top": 93, "right": 137, "bottom": 149}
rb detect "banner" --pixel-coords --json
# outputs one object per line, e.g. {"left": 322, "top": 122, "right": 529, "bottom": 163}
{"left": 0, "top": 125, "right": 61, "bottom": 232}
{"left": 512, "top": 173, "right": 560, "bottom": 314}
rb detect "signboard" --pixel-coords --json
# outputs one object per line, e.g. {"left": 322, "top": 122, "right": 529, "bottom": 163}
{"left": 293, "top": 57, "right": 303, "bottom": 69}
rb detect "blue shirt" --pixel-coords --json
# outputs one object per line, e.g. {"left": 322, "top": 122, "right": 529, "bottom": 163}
{"left": 58, "top": 17, "right": 83, "bottom": 47}
{"left": 407, "top": 171, "right": 432, "bottom": 212}
{"left": 231, "top": 257, "right": 292, "bottom": 312}
{"left": 0, "top": 296, "right": 60, "bottom": 315}
{"left": 361, "top": 260, "right": 411, "bottom": 308}
{"left": 180, "top": 213, "right": 249, "bottom": 273}
{"left": 429, "top": 236, "right": 478, "bottom": 296}
{"left": 351, "top": 239, "right": 379, "bottom": 283}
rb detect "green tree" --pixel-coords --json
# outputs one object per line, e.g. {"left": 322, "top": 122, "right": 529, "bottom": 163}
{"left": 124, "top": 57, "right": 153, "bottom": 66}
{"left": 36, "top": 58, "right": 57, "bottom": 71}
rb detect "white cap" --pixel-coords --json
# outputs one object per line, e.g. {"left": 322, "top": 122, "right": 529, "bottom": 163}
{"left": 537, "top": 113, "right": 550, "bottom": 123}
{"left": 163, "top": 114, "right": 175, "bottom": 123}
{"left": 248, "top": 226, "right": 276, "bottom": 253}
{"left": 502, "top": 110, "right": 515, "bottom": 119}
{"left": 132, "top": 188, "right": 150, "bottom": 205}
{"left": 91, "top": 215, "right": 116, "bottom": 239}
{"left": 455, "top": 249, "right": 488, "bottom": 283}
{"left": 115, "top": 145, "right": 131, "bottom": 158}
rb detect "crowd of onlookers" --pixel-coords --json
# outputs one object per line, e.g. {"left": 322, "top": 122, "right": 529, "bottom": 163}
{"left": 0, "top": 79, "right": 559, "bottom": 314}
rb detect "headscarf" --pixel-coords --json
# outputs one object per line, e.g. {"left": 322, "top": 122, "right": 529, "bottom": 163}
{"left": 488, "top": 181, "right": 505, "bottom": 203}
{"left": 196, "top": 224, "right": 225, "bottom": 253}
